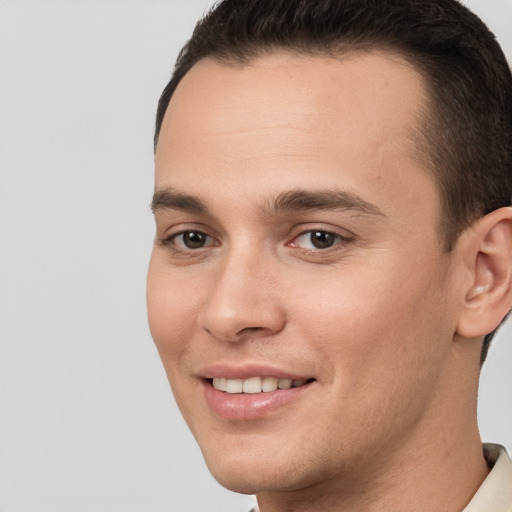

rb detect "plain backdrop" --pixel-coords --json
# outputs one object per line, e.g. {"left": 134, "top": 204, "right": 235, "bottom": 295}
{"left": 0, "top": 1, "right": 511, "bottom": 511}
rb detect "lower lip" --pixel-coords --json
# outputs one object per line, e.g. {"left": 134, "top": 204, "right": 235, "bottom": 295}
{"left": 202, "top": 381, "right": 311, "bottom": 420}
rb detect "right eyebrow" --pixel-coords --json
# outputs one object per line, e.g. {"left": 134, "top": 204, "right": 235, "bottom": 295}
{"left": 151, "top": 188, "right": 208, "bottom": 214}
{"left": 264, "top": 189, "right": 386, "bottom": 217}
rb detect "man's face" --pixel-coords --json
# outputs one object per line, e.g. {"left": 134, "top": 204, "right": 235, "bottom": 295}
{"left": 147, "top": 52, "right": 460, "bottom": 494}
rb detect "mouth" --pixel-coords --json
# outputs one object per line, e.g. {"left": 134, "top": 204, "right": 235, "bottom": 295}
{"left": 209, "top": 376, "right": 315, "bottom": 394}
{"left": 201, "top": 374, "right": 316, "bottom": 420}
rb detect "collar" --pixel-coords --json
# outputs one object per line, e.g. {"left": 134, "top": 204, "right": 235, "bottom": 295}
{"left": 462, "top": 443, "right": 512, "bottom": 512}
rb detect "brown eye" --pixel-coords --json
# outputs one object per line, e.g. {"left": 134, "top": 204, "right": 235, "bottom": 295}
{"left": 309, "top": 231, "right": 336, "bottom": 249}
{"left": 174, "top": 231, "right": 214, "bottom": 249}
{"left": 292, "top": 230, "right": 340, "bottom": 250}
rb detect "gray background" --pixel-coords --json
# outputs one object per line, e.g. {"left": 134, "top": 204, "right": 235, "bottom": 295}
{"left": 0, "top": 1, "right": 510, "bottom": 511}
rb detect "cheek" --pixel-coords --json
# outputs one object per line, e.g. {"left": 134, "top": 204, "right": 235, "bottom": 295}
{"left": 289, "top": 255, "right": 452, "bottom": 386}
{"left": 286, "top": 264, "right": 453, "bottom": 454}
{"left": 147, "top": 258, "right": 205, "bottom": 423}
{"left": 146, "top": 255, "right": 200, "bottom": 364}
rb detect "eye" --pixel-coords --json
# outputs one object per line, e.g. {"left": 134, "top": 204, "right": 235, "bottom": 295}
{"left": 172, "top": 231, "right": 217, "bottom": 250}
{"left": 290, "top": 230, "right": 344, "bottom": 250}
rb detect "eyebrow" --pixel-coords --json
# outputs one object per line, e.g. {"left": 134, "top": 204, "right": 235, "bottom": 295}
{"left": 151, "top": 188, "right": 208, "bottom": 214}
{"left": 151, "top": 187, "right": 385, "bottom": 217}
{"left": 265, "top": 189, "right": 385, "bottom": 217}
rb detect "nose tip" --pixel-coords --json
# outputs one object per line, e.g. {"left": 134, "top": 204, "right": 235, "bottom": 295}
{"left": 199, "top": 262, "right": 286, "bottom": 343}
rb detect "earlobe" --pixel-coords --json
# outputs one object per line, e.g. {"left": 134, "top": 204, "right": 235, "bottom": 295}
{"left": 456, "top": 207, "right": 512, "bottom": 339}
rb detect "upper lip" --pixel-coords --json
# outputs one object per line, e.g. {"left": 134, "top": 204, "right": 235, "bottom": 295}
{"left": 198, "top": 363, "right": 313, "bottom": 381}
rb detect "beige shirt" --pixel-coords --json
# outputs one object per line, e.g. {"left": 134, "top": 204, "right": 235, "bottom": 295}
{"left": 462, "top": 444, "right": 512, "bottom": 512}
{"left": 250, "top": 444, "right": 512, "bottom": 512}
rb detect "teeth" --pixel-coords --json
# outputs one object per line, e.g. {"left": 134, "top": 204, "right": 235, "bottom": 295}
{"left": 262, "top": 376, "right": 278, "bottom": 392}
{"left": 242, "top": 377, "right": 262, "bottom": 394}
{"left": 212, "top": 377, "right": 226, "bottom": 392}
{"left": 278, "top": 379, "right": 292, "bottom": 389}
{"left": 225, "top": 379, "right": 243, "bottom": 393}
{"left": 212, "top": 376, "right": 309, "bottom": 394}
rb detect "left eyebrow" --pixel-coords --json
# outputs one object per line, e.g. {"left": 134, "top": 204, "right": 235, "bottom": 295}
{"left": 151, "top": 188, "right": 208, "bottom": 214}
{"left": 263, "top": 189, "right": 386, "bottom": 217}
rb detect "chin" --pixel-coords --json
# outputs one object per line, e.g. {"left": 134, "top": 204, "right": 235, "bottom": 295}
{"left": 207, "top": 463, "right": 299, "bottom": 496}
{"left": 200, "top": 442, "right": 324, "bottom": 496}
{"left": 199, "top": 444, "right": 278, "bottom": 494}
{"left": 209, "top": 470, "right": 267, "bottom": 496}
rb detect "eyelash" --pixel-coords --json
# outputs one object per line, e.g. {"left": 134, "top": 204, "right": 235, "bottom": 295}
{"left": 158, "top": 230, "right": 218, "bottom": 253}
{"left": 288, "top": 229, "right": 352, "bottom": 251}
{"left": 158, "top": 227, "right": 353, "bottom": 255}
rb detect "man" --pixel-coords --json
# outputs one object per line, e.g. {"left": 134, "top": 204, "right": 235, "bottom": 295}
{"left": 146, "top": 0, "right": 512, "bottom": 510}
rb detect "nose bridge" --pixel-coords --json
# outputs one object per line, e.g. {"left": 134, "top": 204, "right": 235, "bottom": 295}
{"left": 200, "top": 242, "right": 285, "bottom": 342}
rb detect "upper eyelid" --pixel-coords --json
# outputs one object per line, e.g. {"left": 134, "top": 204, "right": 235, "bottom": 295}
{"left": 289, "top": 229, "right": 352, "bottom": 247}
{"left": 289, "top": 224, "right": 356, "bottom": 240}
{"left": 158, "top": 222, "right": 219, "bottom": 239}
{"left": 163, "top": 228, "right": 216, "bottom": 243}
{"left": 294, "top": 227, "right": 352, "bottom": 237}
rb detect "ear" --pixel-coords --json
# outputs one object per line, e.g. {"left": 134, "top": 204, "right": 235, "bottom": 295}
{"left": 456, "top": 207, "right": 512, "bottom": 339}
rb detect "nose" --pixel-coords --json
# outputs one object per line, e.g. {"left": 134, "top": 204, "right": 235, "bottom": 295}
{"left": 199, "top": 248, "right": 286, "bottom": 343}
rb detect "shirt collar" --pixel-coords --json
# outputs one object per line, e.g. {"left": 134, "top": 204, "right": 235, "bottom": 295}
{"left": 462, "top": 443, "right": 512, "bottom": 512}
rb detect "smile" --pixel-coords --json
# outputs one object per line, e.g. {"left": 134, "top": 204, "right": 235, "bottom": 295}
{"left": 211, "top": 376, "right": 310, "bottom": 394}
{"left": 203, "top": 373, "right": 315, "bottom": 420}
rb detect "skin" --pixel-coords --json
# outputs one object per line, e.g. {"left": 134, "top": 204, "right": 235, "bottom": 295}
{"left": 147, "top": 52, "right": 497, "bottom": 511}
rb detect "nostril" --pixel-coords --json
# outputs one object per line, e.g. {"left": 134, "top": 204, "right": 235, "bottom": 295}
{"left": 240, "top": 326, "right": 264, "bottom": 333}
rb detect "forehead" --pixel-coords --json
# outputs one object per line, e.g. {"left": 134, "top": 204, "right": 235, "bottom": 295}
{"left": 157, "top": 50, "right": 426, "bottom": 160}
{"left": 155, "top": 51, "right": 438, "bottom": 231}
